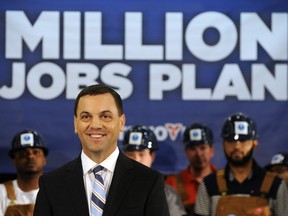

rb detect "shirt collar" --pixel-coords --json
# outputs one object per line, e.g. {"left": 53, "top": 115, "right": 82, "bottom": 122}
{"left": 81, "top": 147, "right": 119, "bottom": 175}
{"left": 228, "top": 170, "right": 253, "bottom": 181}
{"left": 226, "top": 159, "right": 261, "bottom": 181}
{"left": 101, "top": 147, "right": 119, "bottom": 173}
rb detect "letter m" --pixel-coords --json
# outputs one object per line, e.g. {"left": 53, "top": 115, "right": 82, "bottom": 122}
{"left": 5, "top": 11, "right": 59, "bottom": 59}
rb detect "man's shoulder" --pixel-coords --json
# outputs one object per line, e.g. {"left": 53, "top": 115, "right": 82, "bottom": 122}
{"left": 165, "top": 167, "right": 189, "bottom": 179}
{"left": 42, "top": 157, "right": 80, "bottom": 179}
{"left": 0, "top": 179, "right": 17, "bottom": 189}
{"left": 265, "top": 171, "right": 283, "bottom": 198}
{"left": 200, "top": 171, "right": 220, "bottom": 196}
{"left": 0, "top": 181, "right": 7, "bottom": 195}
{"left": 128, "top": 156, "right": 160, "bottom": 175}
{"left": 117, "top": 154, "right": 163, "bottom": 181}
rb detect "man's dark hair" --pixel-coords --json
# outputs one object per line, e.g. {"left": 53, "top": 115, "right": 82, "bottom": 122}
{"left": 74, "top": 84, "right": 124, "bottom": 117}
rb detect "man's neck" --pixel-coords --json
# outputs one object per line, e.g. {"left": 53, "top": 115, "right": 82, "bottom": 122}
{"left": 17, "top": 173, "right": 41, "bottom": 191}
{"left": 229, "top": 160, "right": 253, "bottom": 183}
{"left": 190, "top": 164, "right": 213, "bottom": 182}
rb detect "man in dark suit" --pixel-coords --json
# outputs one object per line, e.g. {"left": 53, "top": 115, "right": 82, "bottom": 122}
{"left": 34, "top": 84, "right": 170, "bottom": 216}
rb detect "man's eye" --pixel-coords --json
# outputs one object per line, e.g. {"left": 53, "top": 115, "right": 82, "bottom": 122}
{"left": 101, "top": 114, "right": 111, "bottom": 120}
{"left": 33, "top": 150, "right": 41, "bottom": 155}
{"left": 200, "top": 146, "right": 207, "bottom": 150}
{"left": 80, "top": 114, "right": 90, "bottom": 121}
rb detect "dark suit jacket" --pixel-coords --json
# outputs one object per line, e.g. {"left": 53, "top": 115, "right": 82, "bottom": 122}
{"left": 34, "top": 152, "right": 170, "bottom": 216}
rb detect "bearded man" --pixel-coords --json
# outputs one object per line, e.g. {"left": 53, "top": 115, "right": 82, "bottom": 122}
{"left": 194, "top": 112, "right": 288, "bottom": 216}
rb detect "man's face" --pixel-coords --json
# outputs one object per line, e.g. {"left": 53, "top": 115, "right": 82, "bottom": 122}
{"left": 223, "top": 139, "right": 257, "bottom": 167}
{"left": 269, "top": 165, "right": 288, "bottom": 182}
{"left": 185, "top": 144, "right": 214, "bottom": 170}
{"left": 124, "top": 149, "right": 155, "bottom": 168}
{"left": 13, "top": 147, "right": 46, "bottom": 176}
{"left": 74, "top": 93, "right": 125, "bottom": 162}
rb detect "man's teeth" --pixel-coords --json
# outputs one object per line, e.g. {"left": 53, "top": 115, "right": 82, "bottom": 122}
{"left": 90, "top": 134, "right": 103, "bottom": 138}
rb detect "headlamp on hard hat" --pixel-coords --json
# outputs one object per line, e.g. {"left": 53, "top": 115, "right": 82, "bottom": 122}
{"left": 182, "top": 123, "right": 214, "bottom": 147}
{"left": 9, "top": 129, "right": 49, "bottom": 158}
{"left": 122, "top": 125, "right": 158, "bottom": 151}
{"left": 221, "top": 112, "right": 258, "bottom": 141}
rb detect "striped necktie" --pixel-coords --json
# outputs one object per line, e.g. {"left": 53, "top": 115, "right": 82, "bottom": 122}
{"left": 91, "top": 166, "right": 106, "bottom": 216}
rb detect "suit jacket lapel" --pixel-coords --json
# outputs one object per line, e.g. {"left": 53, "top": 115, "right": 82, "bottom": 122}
{"left": 64, "top": 157, "right": 90, "bottom": 216}
{"left": 103, "top": 153, "right": 135, "bottom": 216}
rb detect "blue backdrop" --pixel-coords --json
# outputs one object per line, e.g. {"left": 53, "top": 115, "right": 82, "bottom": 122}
{"left": 0, "top": 0, "right": 287, "bottom": 174}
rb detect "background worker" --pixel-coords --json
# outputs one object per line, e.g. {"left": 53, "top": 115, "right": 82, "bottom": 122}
{"left": 0, "top": 129, "right": 48, "bottom": 216}
{"left": 122, "top": 125, "right": 186, "bottom": 216}
{"left": 265, "top": 152, "right": 288, "bottom": 186}
{"left": 165, "top": 123, "right": 216, "bottom": 216}
{"left": 194, "top": 112, "right": 288, "bottom": 216}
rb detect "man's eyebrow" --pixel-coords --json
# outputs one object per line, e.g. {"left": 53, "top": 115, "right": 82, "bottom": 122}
{"left": 100, "top": 110, "right": 113, "bottom": 114}
{"left": 79, "top": 111, "right": 90, "bottom": 114}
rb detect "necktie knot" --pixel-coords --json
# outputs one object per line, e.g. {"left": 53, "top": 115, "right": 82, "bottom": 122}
{"left": 93, "top": 166, "right": 104, "bottom": 175}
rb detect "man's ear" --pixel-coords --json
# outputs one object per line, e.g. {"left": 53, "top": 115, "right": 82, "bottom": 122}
{"left": 253, "top": 139, "right": 259, "bottom": 149}
{"left": 151, "top": 151, "right": 156, "bottom": 163}
{"left": 74, "top": 116, "right": 78, "bottom": 134}
{"left": 119, "top": 114, "right": 126, "bottom": 132}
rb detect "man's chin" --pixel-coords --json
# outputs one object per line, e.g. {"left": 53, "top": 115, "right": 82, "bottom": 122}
{"left": 193, "top": 163, "right": 206, "bottom": 170}
{"left": 229, "top": 159, "right": 248, "bottom": 167}
{"left": 24, "top": 170, "right": 39, "bottom": 175}
{"left": 225, "top": 147, "right": 254, "bottom": 167}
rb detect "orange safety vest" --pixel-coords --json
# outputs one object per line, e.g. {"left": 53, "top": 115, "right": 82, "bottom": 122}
{"left": 215, "top": 170, "right": 275, "bottom": 216}
{"left": 4, "top": 181, "right": 35, "bottom": 216}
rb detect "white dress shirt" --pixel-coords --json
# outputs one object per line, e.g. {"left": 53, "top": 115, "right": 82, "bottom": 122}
{"left": 81, "top": 147, "right": 119, "bottom": 213}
